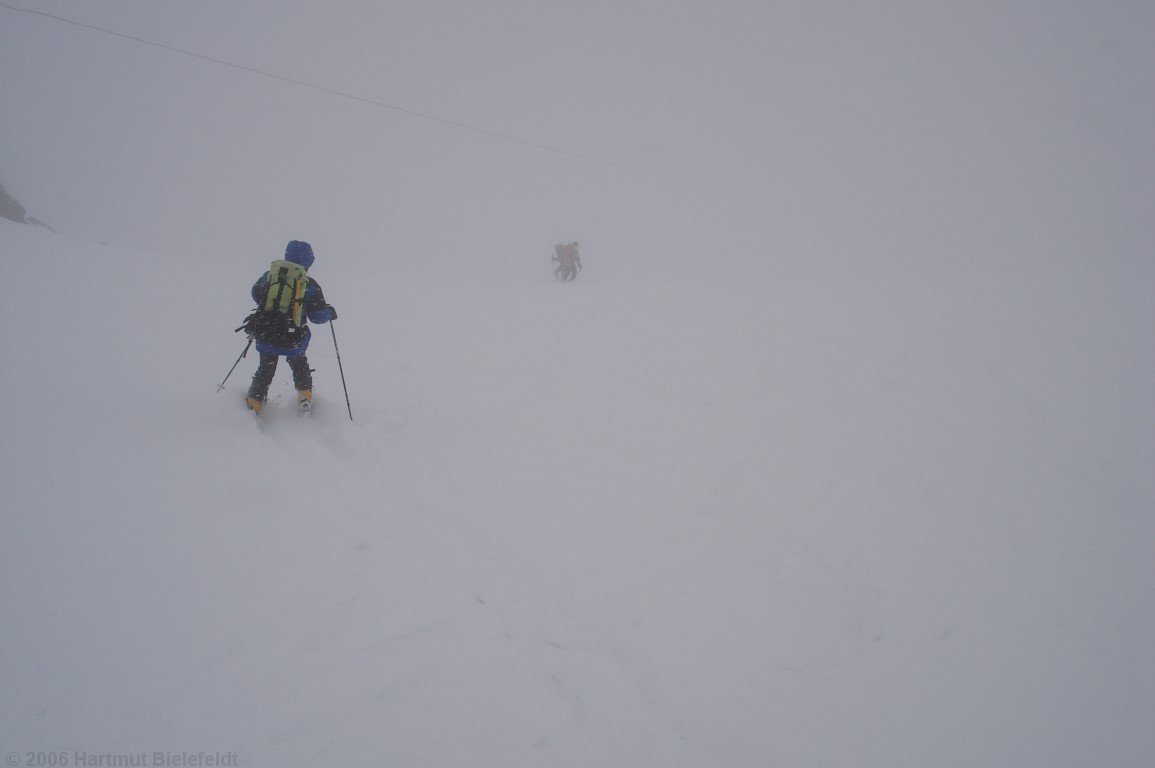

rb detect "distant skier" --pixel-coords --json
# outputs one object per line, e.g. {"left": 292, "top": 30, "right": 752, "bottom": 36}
{"left": 241, "top": 240, "right": 337, "bottom": 414}
{"left": 552, "top": 241, "right": 582, "bottom": 281}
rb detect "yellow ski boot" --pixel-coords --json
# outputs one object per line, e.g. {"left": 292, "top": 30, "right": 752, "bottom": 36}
{"left": 297, "top": 389, "right": 313, "bottom": 414}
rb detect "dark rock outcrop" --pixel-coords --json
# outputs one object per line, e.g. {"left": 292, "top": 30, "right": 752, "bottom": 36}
{"left": 0, "top": 180, "right": 29, "bottom": 224}
{"left": 0, "top": 179, "right": 54, "bottom": 231}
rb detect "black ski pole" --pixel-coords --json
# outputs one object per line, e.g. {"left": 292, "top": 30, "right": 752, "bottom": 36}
{"left": 330, "top": 321, "right": 353, "bottom": 421}
{"left": 217, "top": 337, "right": 254, "bottom": 392}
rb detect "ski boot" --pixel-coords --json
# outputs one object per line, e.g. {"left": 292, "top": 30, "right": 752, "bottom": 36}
{"left": 297, "top": 389, "right": 313, "bottom": 414}
{"left": 245, "top": 395, "right": 263, "bottom": 414}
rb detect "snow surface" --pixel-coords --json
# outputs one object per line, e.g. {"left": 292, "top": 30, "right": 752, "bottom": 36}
{"left": 0, "top": 217, "right": 1151, "bottom": 766}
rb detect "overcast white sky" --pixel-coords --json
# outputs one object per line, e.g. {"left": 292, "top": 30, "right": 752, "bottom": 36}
{"left": 1, "top": 0, "right": 1151, "bottom": 277}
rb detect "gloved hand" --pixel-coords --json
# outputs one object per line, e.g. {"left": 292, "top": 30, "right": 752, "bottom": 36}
{"left": 326, "top": 305, "right": 338, "bottom": 320}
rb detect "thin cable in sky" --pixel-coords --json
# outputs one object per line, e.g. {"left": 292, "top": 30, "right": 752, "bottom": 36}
{"left": 0, "top": 1, "right": 760, "bottom": 200}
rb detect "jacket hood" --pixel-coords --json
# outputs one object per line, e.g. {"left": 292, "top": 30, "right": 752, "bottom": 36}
{"left": 284, "top": 240, "right": 315, "bottom": 270}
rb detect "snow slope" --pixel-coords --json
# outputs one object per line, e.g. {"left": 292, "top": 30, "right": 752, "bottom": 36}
{"left": 1, "top": 217, "right": 1152, "bottom": 766}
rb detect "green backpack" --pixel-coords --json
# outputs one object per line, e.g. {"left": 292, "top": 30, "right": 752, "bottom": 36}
{"left": 239, "top": 259, "right": 309, "bottom": 347}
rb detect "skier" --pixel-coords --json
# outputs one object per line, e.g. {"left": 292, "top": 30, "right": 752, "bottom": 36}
{"left": 243, "top": 240, "right": 337, "bottom": 414}
{"left": 552, "top": 241, "right": 582, "bottom": 281}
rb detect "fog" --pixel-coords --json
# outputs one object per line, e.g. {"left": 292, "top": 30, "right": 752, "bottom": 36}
{"left": 3, "top": 1, "right": 1151, "bottom": 280}
{"left": 1, "top": 2, "right": 1152, "bottom": 766}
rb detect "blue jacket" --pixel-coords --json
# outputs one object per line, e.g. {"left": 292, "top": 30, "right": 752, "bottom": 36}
{"left": 251, "top": 241, "right": 335, "bottom": 356}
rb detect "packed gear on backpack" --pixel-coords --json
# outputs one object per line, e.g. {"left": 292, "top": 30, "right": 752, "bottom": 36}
{"left": 238, "top": 259, "right": 309, "bottom": 347}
